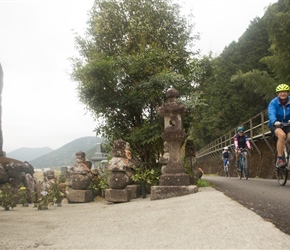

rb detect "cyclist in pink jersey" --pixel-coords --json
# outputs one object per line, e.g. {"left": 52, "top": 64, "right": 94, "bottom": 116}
{"left": 234, "top": 126, "right": 251, "bottom": 170}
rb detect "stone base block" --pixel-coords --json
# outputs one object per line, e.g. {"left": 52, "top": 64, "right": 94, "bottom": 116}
{"left": 150, "top": 185, "right": 197, "bottom": 200}
{"left": 66, "top": 189, "right": 93, "bottom": 203}
{"left": 159, "top": 173, "right": 190, "bottom": 186}
{"left": 125, "top": 185, "right": 140, "bottom": 199}
{"left": 105, "top": 189, "right": 131, "bottom": 203}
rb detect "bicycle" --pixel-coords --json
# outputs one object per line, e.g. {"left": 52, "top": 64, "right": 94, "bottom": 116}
{"left": 224, "top": 159, "right": 230, "bottom": 177}
{"left": 273, "top": 122, "right": 290, "bottom": 186}
{"left": 237, "top": 149, "right": 248, "bottom": 180}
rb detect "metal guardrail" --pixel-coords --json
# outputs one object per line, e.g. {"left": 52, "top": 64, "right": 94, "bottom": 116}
{"left": 195, "top": 110, "right": 274, "bottom": 163}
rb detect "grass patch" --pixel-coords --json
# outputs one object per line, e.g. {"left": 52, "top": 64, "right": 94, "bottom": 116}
{"left": 197, "top": 179, "right": 211, "bottom": 187}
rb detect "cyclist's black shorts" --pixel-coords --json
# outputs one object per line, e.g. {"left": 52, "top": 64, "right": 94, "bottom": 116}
{"left": 270, "top": 125, "right": 290, "bottom": 136}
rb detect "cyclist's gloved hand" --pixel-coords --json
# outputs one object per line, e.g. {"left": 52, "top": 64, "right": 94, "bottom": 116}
{"left": 274, "top": 121, "right": 281, "bottom": 126}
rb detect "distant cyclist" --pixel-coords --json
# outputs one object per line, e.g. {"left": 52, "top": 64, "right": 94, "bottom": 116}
{"left": 222, "top": 146, "right": 232, "bottom": 172}
{"left": 234, "top": 126, "right": 252, "bottom": 170}
{"left": 268, "top": 83, "right": 290, "bottom": 167}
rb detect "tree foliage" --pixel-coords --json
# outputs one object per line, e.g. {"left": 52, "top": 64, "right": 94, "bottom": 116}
{"left": 71, "top": 0, "right": 198, "bottom": 168}
{"left": 71, "top": 0, "right": 290, "bottom": 158}
{"left": 261, "top": 0, "right": 290, "bottom": 82}
{"left": 192, "top": 12, "right": 273, "bottom": 148}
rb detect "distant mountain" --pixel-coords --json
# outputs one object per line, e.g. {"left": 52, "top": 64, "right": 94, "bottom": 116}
{"left": 7, "top": 147, "right": 54, "bottom": 162}
{"left": 12, "top": 136, "right": 103, "bottom": 169}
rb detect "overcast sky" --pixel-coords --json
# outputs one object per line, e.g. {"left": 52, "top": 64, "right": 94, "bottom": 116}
{"left": 0, "top": 0, "right": 274, "bottom": 153}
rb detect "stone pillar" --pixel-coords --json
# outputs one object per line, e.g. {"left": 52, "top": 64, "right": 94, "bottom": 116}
{"left": 150, "top": 87, "right": 197, "bottom": 200}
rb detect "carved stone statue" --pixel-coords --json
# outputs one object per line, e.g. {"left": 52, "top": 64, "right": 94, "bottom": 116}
{"left": 106, "top": 139, "right": 137, "bottom": 189}
{"left": 41, "top": 169, "right": 55, "bottom": 191}
{"left": 105, "top": 139, "right": 138, "bottom": 203}
{"left": 68, "top": 151, "right": 93, "bottom": 190}
{"left": 66, "top": 151, "right": 94, "bottom": 203}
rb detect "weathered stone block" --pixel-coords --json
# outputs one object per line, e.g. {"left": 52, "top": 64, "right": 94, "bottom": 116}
{"left": 66, "top": 189, "right": 93, "bottom": 203}
{"left": 60, "top": 166, "right": 67, "bottom": 178}
{"left": 125, "top": 185, "right": 140, "bottom": 199}
{"left": 150, "top": 185, "right": 197, "bottom": 200}
{"left": 105, "top": 189, "right": 131, "bottom": 203}
{"left": 159, "top": 173, "right": 190, "bottom": 186}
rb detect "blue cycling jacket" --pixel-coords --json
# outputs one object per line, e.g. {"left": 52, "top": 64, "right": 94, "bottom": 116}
{"left": 268, "top": 96, "right": 290, "bottom": 127}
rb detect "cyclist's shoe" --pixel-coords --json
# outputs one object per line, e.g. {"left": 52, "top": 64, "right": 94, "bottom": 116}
{"left": 276, "top": 159, "right": 286, "bottom": 168}
{"left": 236, "top": 167, "right": 241, "bottom": 172}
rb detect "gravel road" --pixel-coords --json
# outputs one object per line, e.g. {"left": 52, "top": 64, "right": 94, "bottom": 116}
{"left": 1, "top": 187, "right": 290, "bottom": 249}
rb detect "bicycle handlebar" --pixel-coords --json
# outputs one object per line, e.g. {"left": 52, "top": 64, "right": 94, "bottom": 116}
{"left": 277, "top": 121, "right": 290, "bottom": 127}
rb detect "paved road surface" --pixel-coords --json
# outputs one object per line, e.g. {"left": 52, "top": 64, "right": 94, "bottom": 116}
{"left": 204, "top": 175, "right": 290, "bottom": 235}
{"left": 1, "top": 187, "right": 290, "bottom": 249}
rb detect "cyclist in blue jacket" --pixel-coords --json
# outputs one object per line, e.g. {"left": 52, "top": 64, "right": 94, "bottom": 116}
{"left": 268, "top": 83, "right": 290, "bottom": 167}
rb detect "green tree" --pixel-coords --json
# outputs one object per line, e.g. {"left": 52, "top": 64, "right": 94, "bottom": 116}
{"left": 71, "top": 0, "right": 198, "bottom": 168}
{"left": 261, "top": 0, "right": 290, "bottom": 82}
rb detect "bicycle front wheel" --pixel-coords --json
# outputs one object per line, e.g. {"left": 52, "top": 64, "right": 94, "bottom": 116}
{"left": 276, "top": 167, "right": 288, "bottom": 186}
{"left": 227, "top": 164, "right": 231, "bottom": 178}
{"left": 238, "top": 167, "right": 242, "bottom": 179}
{"left": 244, "top": 158, "right": 248, "bottom": 180}
{"left": 238, "top": 159, "right": 243, "bottom": 180}
{"left": 274, "top": 147, "right": 288, "bottom": 186}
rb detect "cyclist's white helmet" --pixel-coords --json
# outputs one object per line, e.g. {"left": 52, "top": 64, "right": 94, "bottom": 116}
{"left": 224, "top": 147, "right": 229, "bottom": 150}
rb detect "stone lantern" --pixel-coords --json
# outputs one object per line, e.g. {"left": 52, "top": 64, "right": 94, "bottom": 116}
{"left": 151, "top": 87, "right": 197, "bottom": 200}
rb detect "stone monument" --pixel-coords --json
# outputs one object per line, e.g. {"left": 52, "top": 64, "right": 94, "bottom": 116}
{"left": 40, "top": 169, "right": 55, "bottom": 191}
{"left": 150, "top": 87, "right": 197, "bottom": 200}
{"left": 66, "top": 151, "right": 94, "bottom": 203}
{"left": 105, "top": 139, "right": 139, "bottom": 203}
{"left": 90, "top": 143, "right": 108, "bottom": 169}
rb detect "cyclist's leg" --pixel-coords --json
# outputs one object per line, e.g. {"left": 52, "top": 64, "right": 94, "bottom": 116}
{"left": 273, "top": 127, "right": 287, "bottom": 166}
{"left": 244, "top": 152, "right": 248, "bottom": 168}
{"left": 238, "top": 155, "right": 243, "bottom": 179}
{"left": 235, "top": 149, "right": 241, "bottom": 168}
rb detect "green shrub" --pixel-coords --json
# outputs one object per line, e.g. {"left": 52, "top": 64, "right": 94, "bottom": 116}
{"left": 197, "top": 179, "right": 211, "bottom": 187}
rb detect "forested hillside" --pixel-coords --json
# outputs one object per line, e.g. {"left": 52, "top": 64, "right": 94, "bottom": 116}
{"left": 191, "top": 0, "right": 290, "bottom": 150}
{"left": 29, "top": 136, "right": 103, "bottom": 169}
{"left": 7, "top": 147, "right": 53, "bottom": 162}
